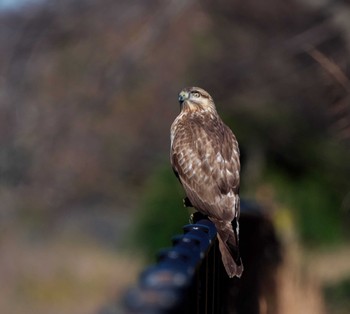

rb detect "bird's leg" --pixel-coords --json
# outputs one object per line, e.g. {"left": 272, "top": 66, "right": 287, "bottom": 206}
{"left": 190, "top": 211, "right": 209, "bottom": 224}
{"left": 183, "top": 197, "right": 193, "bottom": 208}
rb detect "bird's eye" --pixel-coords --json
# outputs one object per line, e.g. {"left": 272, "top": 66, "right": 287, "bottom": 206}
{"left": 192, "top": 92, "right": 201, "bottom": 98}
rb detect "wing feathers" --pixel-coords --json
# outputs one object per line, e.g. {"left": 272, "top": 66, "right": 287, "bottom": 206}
{"left": 171, "top": 112, "right": 240, "bottom": 221}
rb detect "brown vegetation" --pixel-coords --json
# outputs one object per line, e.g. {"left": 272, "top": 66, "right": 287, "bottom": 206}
{"left": 0, "top": 0, "right": 350, "bottom": 313}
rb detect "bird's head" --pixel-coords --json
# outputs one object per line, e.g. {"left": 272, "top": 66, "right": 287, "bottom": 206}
{"left": 178, "top": 87, "right": 216, "bottom": 113}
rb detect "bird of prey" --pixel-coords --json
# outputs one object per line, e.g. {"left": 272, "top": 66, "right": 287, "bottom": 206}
{"left": 170, "top": 86, "right": 243, "bottom": 278}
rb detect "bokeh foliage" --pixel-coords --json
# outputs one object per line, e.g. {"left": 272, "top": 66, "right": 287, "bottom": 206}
{"left": 132, "top": 165, "right": 189, "bottom": 258}
{"left": 324, "top": 277, "right": 350, "bottom": 314}
{"left": 1, "top": 0, "right": 350, "bottom": 313}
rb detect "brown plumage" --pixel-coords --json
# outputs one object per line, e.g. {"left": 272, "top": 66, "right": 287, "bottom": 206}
{"left": 170, "top": 86, "right": 243, "bottom": 278}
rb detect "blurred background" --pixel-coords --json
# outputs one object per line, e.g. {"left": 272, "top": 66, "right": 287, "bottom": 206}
{"left": 0, "top": 0, "right": 350, "bottom": 313}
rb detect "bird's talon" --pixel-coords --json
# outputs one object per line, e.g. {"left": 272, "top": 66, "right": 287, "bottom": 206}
{"left": 183, "top": 197, "right": 193, "bottom": 208}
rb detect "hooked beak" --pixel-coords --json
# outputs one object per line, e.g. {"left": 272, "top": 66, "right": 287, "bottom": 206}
{"left": 178, "top": 91, "right": 189, "bottom": 105}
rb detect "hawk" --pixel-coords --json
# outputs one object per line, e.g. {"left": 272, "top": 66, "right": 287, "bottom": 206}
{"left": 170, "top": 86, "right": 243, "bottom": 278}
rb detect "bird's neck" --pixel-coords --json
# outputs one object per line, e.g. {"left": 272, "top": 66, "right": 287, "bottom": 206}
{"left": 181, "top": 104, "right": 217, "bottom": 116}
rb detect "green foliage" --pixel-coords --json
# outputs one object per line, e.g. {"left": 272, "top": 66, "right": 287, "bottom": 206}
{"left": 131, "top": 164, "right": 190, "bottom": 259}
{"left": 268, "top": 170, "right": 344, "bottom": 246}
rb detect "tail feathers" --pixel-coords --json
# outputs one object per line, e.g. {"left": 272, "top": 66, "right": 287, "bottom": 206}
{"left": 215, "top": 221, "right": 243, "bottom": 278}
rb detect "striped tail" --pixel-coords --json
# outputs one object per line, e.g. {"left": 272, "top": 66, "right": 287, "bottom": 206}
{"left": 213, "top": 218, "right": 243, "bottom": 278}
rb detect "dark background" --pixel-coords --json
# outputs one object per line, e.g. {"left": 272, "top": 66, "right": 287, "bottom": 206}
{"left": 0, "top": 0, "right": 350, "bottom": 313}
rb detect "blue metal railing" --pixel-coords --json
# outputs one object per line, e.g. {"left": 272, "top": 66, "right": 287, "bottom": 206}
{"left": 123, "top": 215, "right": 223, "bottom": 313}
{"left": 121, "top": 201, "right": 282, "bottom": 314}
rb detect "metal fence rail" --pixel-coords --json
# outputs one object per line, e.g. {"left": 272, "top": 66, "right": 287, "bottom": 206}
{"left": 121, "top": 201, "right": 282, "bottom": 314}
{"left": 123, "top": 213, "right": 223, "bottom": 314}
